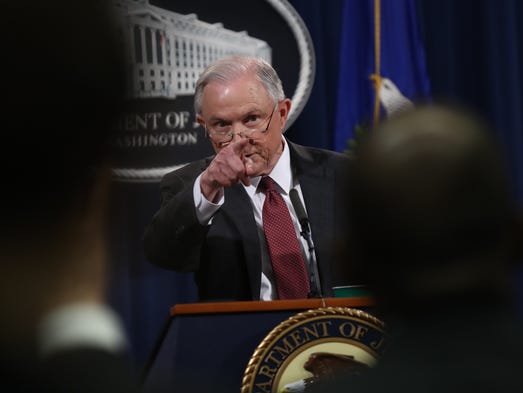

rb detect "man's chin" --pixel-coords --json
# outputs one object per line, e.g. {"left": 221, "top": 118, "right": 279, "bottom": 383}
{"left": 244, "top": 157, "right": 267, "bottom": 178}
{"left": 247, "top": 163, "right": 273, "bottom": 178}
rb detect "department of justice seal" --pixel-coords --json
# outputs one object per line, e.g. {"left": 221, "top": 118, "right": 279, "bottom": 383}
{"left": 241, "top": 307, "right": 386, "bottom": 393}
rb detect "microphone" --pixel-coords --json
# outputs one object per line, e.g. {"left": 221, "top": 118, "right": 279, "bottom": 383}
{"left": 290, "top": 189, "right": 310, "bottom": 233}
{"left": 289, "top": 189, "right": 323, "bottom": 298}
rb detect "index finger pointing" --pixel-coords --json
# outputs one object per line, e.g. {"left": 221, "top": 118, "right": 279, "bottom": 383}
{"left": 230, "top": 138, "right": 251, "bottom": 155}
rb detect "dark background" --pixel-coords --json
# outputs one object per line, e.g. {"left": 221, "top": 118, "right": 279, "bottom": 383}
{"left": 108, "top": 0, "right": 523, "bottom": 377}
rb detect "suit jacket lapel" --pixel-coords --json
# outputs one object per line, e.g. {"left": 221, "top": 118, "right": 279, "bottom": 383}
{"left": 221, "top": 185, "right": 262, "bottom": 299}
{"left": 288, "top": 142, "right": 336, "bottom": 296}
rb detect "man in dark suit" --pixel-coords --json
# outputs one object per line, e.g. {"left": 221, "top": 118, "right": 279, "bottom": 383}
{"left": 144, "top": 56, "right": 351, "bottom": 301}
{"left": 0, "top": 1, "right": 139, "bottom": 391}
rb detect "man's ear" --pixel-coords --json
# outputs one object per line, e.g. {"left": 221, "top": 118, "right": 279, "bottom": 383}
{"left": 196, "top": 114, "right": 205, "bottom": 128}
{"left": 278, "top": 98, "right": 292, "bottom": 129}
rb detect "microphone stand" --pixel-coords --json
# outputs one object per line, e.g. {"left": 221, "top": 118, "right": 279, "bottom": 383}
{"left": 289, "top": 189, "right": 324, "bottom": 300}
{"left": 299, "top": 220, "right": 323, "bottom": 299}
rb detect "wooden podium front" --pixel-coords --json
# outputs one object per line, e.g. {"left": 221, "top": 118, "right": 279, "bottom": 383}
{"left": 142, "top": 297, "right": 374, "bottom": 393}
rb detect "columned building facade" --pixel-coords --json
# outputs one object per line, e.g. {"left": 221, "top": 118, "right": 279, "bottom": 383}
{"left": 115, "top": 0, "right": 271, "bottom": 99}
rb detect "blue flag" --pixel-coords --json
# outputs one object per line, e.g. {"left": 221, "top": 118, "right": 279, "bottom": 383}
{"left": 334, "top": 0, "right": 431, "bottom": 152}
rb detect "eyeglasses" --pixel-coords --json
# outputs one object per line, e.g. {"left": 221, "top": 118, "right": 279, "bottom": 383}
{"left": 205, "top": 104, "right": 277, "bottom": 148}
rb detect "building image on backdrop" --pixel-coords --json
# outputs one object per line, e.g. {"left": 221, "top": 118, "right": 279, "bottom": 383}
{"left": 114, "top": 0, "right": 271, "bottom": 100}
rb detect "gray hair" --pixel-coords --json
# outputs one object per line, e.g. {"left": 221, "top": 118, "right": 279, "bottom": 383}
{"left": 194, "top": 55, "right": 285, "bottom": 115}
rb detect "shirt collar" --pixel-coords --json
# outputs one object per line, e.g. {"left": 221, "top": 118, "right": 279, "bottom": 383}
{"left": 244, "top": 137, "right": 292, "bottom": 197}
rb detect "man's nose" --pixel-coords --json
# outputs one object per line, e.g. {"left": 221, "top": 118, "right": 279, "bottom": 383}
{"left": 230, "top": 131, "right": 244, "bottom": 141}
{"left": 230, "top": 124, "right": 247, "bottom": 140}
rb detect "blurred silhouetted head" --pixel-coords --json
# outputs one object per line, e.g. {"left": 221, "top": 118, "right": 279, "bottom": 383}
{"left": 0, "top": 0, "right": 127, "bottom": 358}
{"left": 1, "top": 0, "right": 126, "bottom": 238}
{"left": 346, "top": 104, "right": 521, "bottom": 315}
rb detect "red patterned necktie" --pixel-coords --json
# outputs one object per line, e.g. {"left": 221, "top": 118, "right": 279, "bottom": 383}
{"left": 260, "top": 176, "right": 310, "bottom": 299}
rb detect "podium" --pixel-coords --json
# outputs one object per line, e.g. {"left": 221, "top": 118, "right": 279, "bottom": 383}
{"left": 142, "top": 297, "right": 375, "bottom": 393}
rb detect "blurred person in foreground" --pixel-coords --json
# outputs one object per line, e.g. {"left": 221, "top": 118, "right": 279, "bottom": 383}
{"left": 315, "top": 104, "right": 523, "bottom": 392}
{"left": 144, "top": 55, "right": 351, "bottom": 301}
{"left": 0, "top": 1, "right": 139, "bottom": 392}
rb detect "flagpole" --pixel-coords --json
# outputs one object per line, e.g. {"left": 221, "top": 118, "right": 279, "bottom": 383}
{"left": 372, "top": 0, "right": 382, "bottom": 129}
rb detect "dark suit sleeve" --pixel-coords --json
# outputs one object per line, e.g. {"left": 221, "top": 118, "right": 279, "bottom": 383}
{"left": 143, "top": 161, "right": 210, "bottom": 272}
